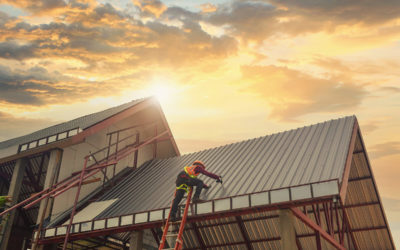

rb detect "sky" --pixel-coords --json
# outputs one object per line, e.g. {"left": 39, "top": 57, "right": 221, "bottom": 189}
{"left": 0, "top": 0, "right": 399, "bottom": 246}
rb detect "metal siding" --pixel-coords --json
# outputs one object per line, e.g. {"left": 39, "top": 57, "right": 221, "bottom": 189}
{"left": 95, "top": 116, "right": 356, "bottom": 219}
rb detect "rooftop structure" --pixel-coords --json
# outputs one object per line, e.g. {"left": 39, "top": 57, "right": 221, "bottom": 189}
{"left": 0, "top": 100, "right": 395, "bottom": 250}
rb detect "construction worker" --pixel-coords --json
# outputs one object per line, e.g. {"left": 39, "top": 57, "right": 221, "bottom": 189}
{"left": 170, "top": 161, "right": 221, "bottom": 221}
{"left": 0, "top": 196, "right": 12, "bottom": 213}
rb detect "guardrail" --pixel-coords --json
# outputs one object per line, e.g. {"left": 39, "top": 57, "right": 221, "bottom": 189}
{"left": 38, "top": 179, "right": 340, "bottom": 239}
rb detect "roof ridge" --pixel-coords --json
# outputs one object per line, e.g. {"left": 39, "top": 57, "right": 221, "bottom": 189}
{"left": 0, "top": 97, "right": 149, "bottom": 147}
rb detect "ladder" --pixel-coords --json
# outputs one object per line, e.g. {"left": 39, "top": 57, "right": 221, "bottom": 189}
{"left": 159, "top": 188, "right": 193, "bottom": 250}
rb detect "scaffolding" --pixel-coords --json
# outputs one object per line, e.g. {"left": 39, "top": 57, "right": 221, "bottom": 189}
{"left": 0, "top": 120, "right": 171, "bottom": 249}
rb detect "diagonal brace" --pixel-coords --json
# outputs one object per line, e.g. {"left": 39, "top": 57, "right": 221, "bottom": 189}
{"left": 290, "top": 207, "right": 345, "bottom": 250}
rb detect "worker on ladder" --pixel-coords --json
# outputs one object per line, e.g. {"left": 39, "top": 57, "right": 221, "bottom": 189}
{"left": 170, "top": 161, "right": 221, "bottom": 222}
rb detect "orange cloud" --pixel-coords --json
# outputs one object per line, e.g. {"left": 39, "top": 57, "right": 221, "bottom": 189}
{"left": 240, "top": 65, "right": 367, "bottom": 121}
{"left": 133, "top": 0, "right": 167, "bottom": 18}
{"left": 0, "top": 0, "right": 67, "bottom": 15}
{"left": 200, "top": 3, "right": 217, "bottom": 13}
{"left": 0, "top": 111, "right": 59, "bottom": 142}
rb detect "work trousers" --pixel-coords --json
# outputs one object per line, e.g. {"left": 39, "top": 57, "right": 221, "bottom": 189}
{"left": 170, "top": 173, "right": 204, "bottom": 218}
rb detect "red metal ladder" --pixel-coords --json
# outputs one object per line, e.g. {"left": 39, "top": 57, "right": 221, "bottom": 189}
{"left": 159, "top": 188, "right": 193, "bottom": 250}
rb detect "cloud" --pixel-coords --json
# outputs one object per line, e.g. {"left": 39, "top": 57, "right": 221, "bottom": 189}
{"left": 369, "top": 141, "right": 400, "bottom": 159}
{"left": 200, "top": 3, "right": 217, "bottom": 13}
{"left": 133, "top": 0, "right": 167, "bottom": 18}
{"left": 378, "top": 86, "right": 400, "bottom": 93}
{"left": 0, "top": 2, "right": 237, "bottom": 68}
{"left": 202, "top": 0, "right": 400, "bottom": 43}
{"left": 0, "top": 41, "right": 37, "bottom": 60}
{"left": 0, "top": 63, "right": 130, "bottom": 106}
{"left": 269, "top": 0, "right": 400, "bottom": 26}
{"left": 0, "top": 0, "right": 67, "bottom": 15}
{"left": 206, "top": 1, "right": 281, "bottom": 42}
{"left": 240, "top": 65, "right": 367, "bottom": 121}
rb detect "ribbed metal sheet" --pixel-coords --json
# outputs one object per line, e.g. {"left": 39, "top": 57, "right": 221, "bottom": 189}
{"left": 96, "top": 116, "right": 355, "bottom": 218}
{"left": 0, "top": 98, "right": 146, "bottom": 150}
{"left": 44, "top": 115, "right": 394, "bottom": 249}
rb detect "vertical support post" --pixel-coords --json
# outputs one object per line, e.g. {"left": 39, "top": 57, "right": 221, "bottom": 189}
{"left": 312, "top": 204, "right": 322, "bottom": 250}
{"left": 279, "top": 209, "right": 297, "bottom": 250}
{"left": 0, "top": 157, "right": 28, "bottom": 250}
{"left": 113, "top": 132, "right": 119, "bottom": 179}
{"left": 133, "top": 133, "right": 139, "bottom": 169}
{"left": 335, "top": 201, "right": 343, "bottom": 245}
{"left": 153, "top": 125, "right": 157, "bottom": 159}
{"left": 105, "top": 135, "right": 112, "bottom": 186}
{"left": 33, "top": 149, "right": 63, "bottom": 250}
{"left": 62, "top": 157, "right": 90, "bottom": 250}
{"left": 129, "top": 231, "right": 143, "bottom": 250}
{"left": 236, "top": 216, "right": 252, "bottom": 250}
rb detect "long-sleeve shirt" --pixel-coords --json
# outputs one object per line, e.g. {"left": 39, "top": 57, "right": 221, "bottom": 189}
{"left": 193, "top": 166, "right": 219, "bottom": 180}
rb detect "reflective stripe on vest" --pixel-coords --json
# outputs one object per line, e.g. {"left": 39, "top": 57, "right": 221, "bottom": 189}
{"left": 184, "top": 166, "right": 200, "bottom": 178}
{"left": 176, "top": 183, "right": 189, "bottom": 193}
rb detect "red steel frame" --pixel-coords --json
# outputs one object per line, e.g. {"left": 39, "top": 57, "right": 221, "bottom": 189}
{"left": 38, "top": 196, "right": 359, "bottom": 249}
{"left": 59, "top": 128, "right": 170, "bottom": 249}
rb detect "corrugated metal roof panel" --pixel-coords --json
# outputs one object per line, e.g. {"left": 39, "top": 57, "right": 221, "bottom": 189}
{"left": 0, "top": 98, "right": 147, "bottom": 150}
{"left": 96, "top": 116, "right": 355, "bottom": 219}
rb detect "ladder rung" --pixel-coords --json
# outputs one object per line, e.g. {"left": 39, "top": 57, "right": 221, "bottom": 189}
{"left": 166, "top": 234, "right": 178, "bottom": 237}
{"left": 163, "top": 248, "right": 174, "bottom": 250}
{"left": 170, "top": 220, "right": 181, "bottom": 224}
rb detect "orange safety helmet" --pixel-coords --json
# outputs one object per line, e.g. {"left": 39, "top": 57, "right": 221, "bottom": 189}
{"left": 192, "top": 160, "right": 205, "bottom": 168}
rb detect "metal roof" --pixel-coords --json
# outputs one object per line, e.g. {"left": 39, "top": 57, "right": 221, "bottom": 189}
{"left": 96, "top": 116, "right": 355, "bottom": 218}
{"left": 40, "top": 115, "right": 395, "bottom": 249}
{"left": 0, "top": 98, "right": 147, "bottom": 150}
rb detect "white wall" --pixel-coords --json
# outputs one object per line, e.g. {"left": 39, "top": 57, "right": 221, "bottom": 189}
{"left": 51, "top": 107, "right": 177, "bottom": 220}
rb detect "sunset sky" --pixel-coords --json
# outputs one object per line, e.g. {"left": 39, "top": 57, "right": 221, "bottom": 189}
{"left": 0, "top": 0, "right": 399, "bottom": 246}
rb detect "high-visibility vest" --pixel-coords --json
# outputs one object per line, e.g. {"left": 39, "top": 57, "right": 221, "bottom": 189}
{"left": 184, "top": 165, "right": 200, "bottom": 178}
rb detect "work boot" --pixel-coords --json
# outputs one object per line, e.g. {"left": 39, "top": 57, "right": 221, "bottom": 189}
{"left": 170, "top": 214, "right": 177, "bottom": 222}
{"left": 192, "top": 196, "right": 205, "bottom": 203}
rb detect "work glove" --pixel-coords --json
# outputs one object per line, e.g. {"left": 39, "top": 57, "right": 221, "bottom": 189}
{"left": 204, "top": 184, "right": 211, "bottom": 189}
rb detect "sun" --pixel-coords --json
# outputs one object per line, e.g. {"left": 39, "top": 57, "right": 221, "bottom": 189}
{"left": 148, "top": 77, "right": 178, "bottom": 104}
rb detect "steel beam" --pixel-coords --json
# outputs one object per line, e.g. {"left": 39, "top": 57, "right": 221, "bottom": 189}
{"left": 339, "top": 120, "right": 358, "bottom": 202}
{"left": 236, "top": 216, "right": 252, "bottom": 250}
{"left": 190, "top": 223, "right": 205, "bottom": 250}
{"left": 150, "top": 228, "right": 160, "bottom": 246}
{"left": 290, "top": 207, "right": 345, "bottom": 250}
